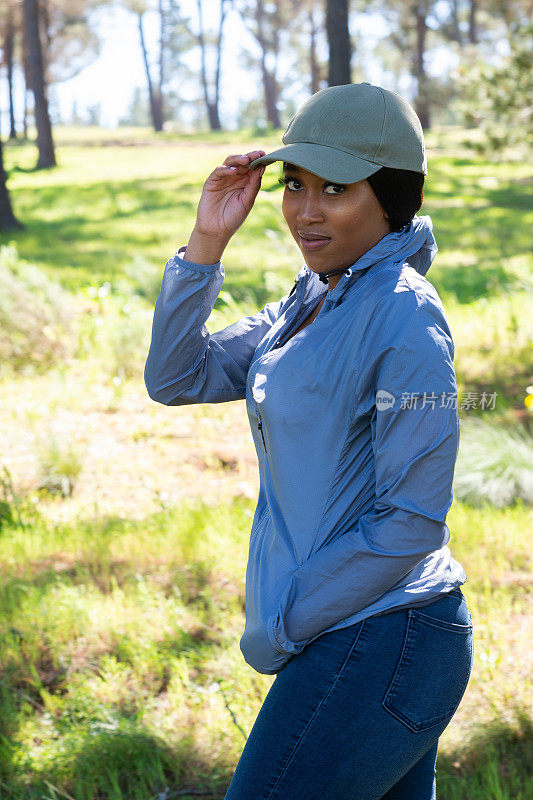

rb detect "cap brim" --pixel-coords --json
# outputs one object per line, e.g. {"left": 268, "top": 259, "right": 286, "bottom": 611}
{"left": 249, "top": 143, "right": 382, "bottom": 183}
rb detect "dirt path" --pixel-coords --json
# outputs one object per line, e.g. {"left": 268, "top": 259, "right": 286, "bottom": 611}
{"left": 1, "top": 362, "right": 259, "bottom": 524}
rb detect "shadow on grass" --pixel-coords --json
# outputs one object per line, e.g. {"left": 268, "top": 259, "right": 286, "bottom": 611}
{"left": 1, "top": 723, "right": 229, "bottom": 799}
{"left": 0, "top": 173, "right": 288, "bottom": 308}
{"left": 0, "top": 175, "right": 199, "bottom": 290}
{"left": 2, "top": 707, "right": 530, "bottom": 799}
{"left": 0, "top": 499, "right": 250, "bottom": 767}
{"left": 421, "top": 157, "right": 532, "bottom": 303}
{"left": 1, "top": 152, "right": 530, "bottom": 306}
{"left": 429, "top": 262, "right": 519, "bottom": 305}
{"left": 436, "top": 708, "right": 533, "bottom": 799}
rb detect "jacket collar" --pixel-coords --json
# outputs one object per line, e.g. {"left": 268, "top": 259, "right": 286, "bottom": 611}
{"left": 298, "top": 215, "right": 438, "bottom": 305}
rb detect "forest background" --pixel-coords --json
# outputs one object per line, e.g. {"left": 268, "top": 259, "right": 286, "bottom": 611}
{"left": 0, "top": 1, "right": 532, "bottom": 798}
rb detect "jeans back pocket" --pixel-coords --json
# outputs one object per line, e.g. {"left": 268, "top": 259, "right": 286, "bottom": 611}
{"left": 382, "top": 607, "right": 474, "bottom": 733}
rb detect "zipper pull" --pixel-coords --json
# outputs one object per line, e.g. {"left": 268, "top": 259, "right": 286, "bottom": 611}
{"left": 257, "top": 416, "right": 267, "bottom": 452}
{"left": 253, "top": 400, "right": 268, "bottom": 452}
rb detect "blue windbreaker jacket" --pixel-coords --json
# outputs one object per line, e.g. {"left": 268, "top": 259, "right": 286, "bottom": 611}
{"left": 145, "top": 215, "right": 467, "bottom": 675}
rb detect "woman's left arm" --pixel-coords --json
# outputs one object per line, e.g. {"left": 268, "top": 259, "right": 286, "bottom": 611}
{"left": 144, "top": 249, "right": 291, "bottom": 406}
{"left": 266, "top": 293, "right": 460, "bottom": 665}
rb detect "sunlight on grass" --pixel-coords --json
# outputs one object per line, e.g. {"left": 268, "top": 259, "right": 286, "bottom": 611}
{"left": 0, "top": 492, "right": 531, "bottom": 797}
{"left": 0, "top": 128, "right": 531, "bottom": 797}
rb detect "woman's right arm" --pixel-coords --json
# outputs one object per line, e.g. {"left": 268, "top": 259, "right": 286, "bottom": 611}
{"left": 144, "top": 151, "right": 287, "bottom": 406}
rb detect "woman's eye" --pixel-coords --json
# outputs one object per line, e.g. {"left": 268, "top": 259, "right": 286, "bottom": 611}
{"left": 278, "top": 177, "right": 345, "bottom": 194}
{"left": 324, "top": 183, "right": 346, "bottom": 195}
{"left": 279, "top": 177, "right": 302, "bottom": 191}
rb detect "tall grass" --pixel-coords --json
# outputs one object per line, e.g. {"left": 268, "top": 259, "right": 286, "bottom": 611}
{"left": 454, "top": 418, "right": 533, "bottom": 507}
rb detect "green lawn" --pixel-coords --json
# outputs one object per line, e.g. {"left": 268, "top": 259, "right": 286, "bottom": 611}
{"left": 0, "top": 127, "right": 531, "bottom": 798}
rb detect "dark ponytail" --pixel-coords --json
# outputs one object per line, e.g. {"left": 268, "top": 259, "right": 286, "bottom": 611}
{"left": 366, "top": 167, "right": 425, "bottom": 232}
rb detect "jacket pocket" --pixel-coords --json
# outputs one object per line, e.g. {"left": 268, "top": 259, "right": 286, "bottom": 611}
{"left": 382, "top": 607, "right": 474, "bottom": 733}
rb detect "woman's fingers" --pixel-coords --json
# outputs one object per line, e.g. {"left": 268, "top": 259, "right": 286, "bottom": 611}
{"left": 209, "top": 165, "right": 248, "bottom": 183}
{"left": 195, "top": 152, "right": 266, "bottom": 240}
{"left": 210, "top": 156, "right": 265, "bottom": 185}
{"left": 222, "top": 150, "right": 265, "bottom": 168}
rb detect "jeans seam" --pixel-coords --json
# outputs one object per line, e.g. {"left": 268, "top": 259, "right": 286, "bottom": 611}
{"left": 263, "top": 620, "right": 367, "bottom": 800}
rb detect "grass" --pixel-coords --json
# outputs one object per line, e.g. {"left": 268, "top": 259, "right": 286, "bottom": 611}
{"left": 0, "top": 497, "right": 257, "bottom": 798}
{"left": 2, "top": 127, "right": 532, "bottom": 410}
{"left": 0, "top": 126, "right": 531, "bottom": 797}
{"left": 0, "top": 493, "right": 531, "bottom": 798}
{"left": 3, "top": 127, "right": 532, "bottom": 298}
{"left": 436, "top": 711, "right": 533, "bottom": 800}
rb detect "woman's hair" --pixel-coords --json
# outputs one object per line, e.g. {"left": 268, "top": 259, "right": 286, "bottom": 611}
{"left": 365, "top": 167, "right": 425, "bottom": 232}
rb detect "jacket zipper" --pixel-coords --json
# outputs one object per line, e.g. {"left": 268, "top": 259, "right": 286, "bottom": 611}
{"left": 250, "top": 274, "right": 306, "bottom": 452}
{"left": 253, "top": 399, "right": 267, "bottom": 453}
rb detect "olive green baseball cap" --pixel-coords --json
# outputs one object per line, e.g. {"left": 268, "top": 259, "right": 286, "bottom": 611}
{"left": 249, "top": 82, "right": 427, "bottom": 183}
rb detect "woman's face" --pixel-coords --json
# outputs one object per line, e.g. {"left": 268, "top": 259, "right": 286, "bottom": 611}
{"left": 281, "top": 164, "right": 391, "bottom": 274}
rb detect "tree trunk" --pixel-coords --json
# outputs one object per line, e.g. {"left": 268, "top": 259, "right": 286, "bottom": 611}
{"left": 40, "top": 0, "right": 52, "bottom": 83}
{"left": 22, "top": 30, "right": 29, "bottom": 139}
{"left": 0, "top": 139, "right": 22, "bottom": 231}
{"left": 158, "top": 0, "right": 166, "bottom": 125}
{"left": 255, "top": 0, "right": 281, "bottom": 127}
{"left": 159, "top": 0, "right": 165, "bottom": 95}
{"left": 5, "top": 7, "right": 17, "bottom": 139}
{"left": 23, "top": 0, "right": 56, "bottom": 168}
{"left": 468, "top": 0, "right": 478, "bottom": 44}
{"left": 326, "top": 0, "right": 351, "bottom": 86}
{"left": 309, "top": 8, "right": 320, "bottom": 94}
{"left": 196, "top": 0, "right": 223, "bottom": 130}
{"left": 262, "top": 64, "right": 281, "bottom": 127}
{"left": 213, "top": 0, "right": 227, "bottom": 125}
{"left": 138, "top": 12, "right": 164, "bottom": 132}
{"left": 413, "top": 3, "right": 430, "bottom": 129}
{"left": 450, "top": 0, "right": 462, "bottom": 45}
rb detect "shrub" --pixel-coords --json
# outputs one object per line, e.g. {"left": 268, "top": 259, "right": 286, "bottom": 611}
{"left": 0, "top": 244, "right": 75, "bottom": 375}
{"left": 0, "top": 465, "right": 40, "bottom": 531}
{"left": 107, "top": 300, "right": 153, "bottom": 381}
{"left": 453, "top": 417, "right": 533, "bottom": 507}
{"left": 35, "top": 433, "right": 85, "bottom": 498}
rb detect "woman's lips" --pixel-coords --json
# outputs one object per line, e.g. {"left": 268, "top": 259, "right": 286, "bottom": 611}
{"left": 298, "top": 232, "right": 332, "bottom": 251}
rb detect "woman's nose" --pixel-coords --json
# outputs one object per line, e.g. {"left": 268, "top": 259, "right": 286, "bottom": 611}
{"left": 296, "top": 192, "right": 325, "bottom": 225}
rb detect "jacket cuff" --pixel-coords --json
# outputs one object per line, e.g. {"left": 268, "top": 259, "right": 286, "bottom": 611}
{"left": 269, "top": 610, "right": 311, "bottom": 657}
{"left": 170, "top": 246, "right": 222, "bottom": 274}
{"left": 239, "top": 621, "right": 293, "bottom": 674}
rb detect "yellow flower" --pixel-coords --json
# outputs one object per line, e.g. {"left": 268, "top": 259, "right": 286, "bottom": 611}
{"left": 525, "top": 394, "right": 533, "bottom": 410}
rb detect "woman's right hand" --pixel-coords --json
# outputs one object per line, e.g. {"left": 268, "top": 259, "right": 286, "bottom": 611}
{"left": 184, "top": 150, "right": 266, "bottom": 264}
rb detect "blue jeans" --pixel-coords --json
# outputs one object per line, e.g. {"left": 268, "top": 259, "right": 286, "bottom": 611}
{"left": 225, "top": 588, "right": 474, "bottom": 800}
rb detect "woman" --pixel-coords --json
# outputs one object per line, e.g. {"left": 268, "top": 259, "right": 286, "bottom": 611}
{"left": 145, "top": 83, "right": 474, "bottom": 800}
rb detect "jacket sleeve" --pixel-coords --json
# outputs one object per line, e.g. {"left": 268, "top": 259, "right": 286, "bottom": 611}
{"left": 265, "top": 293, "right": 459, "bottom": 666}
{"left": 144, "top": 249, "right": 289, "bottom": 405}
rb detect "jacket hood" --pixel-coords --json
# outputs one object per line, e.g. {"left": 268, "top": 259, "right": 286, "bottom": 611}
{"left": 390, "top": 214, "right": 438, "bottom": 277}
{"left": 300, "top": 214, "right": 438, "bottom": 302}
